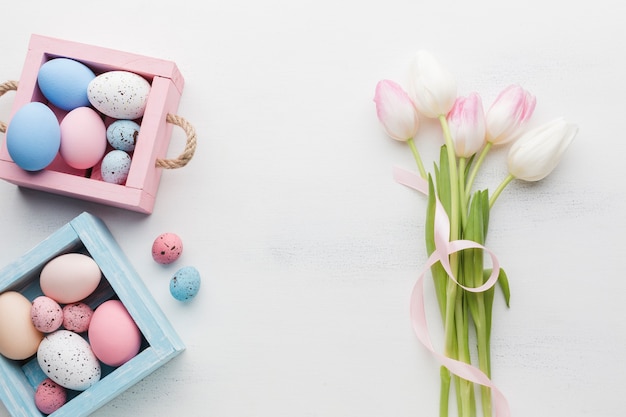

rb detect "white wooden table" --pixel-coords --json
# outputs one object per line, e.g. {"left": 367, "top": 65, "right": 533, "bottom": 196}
{"left": 0, "top": 0, "right": 624, "bottom": 415}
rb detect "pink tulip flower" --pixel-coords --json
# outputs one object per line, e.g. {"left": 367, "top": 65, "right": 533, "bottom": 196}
{"left": 507, "top": 117, "right": 577, "bottom": 181}
{"left": 408, "top": 50, "right": 457, "bottom": 118}
{"left": 374, "top": 79, "right": 420, "bottom": 142}
{"left": 446, "top": 93, "right": 486, "bottom": 158}
{"left": 485, "top": 84, "right": 536, "bottom": 145}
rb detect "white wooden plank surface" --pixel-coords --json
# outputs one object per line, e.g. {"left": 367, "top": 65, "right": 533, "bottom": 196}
{"left": 0, "top": 0, "right": 624, "bottom": 415}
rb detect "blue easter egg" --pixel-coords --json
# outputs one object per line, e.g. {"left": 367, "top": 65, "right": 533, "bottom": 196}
{"left": 37, "top": 58, "right": 96, "bottom": 111}
{"left": 6, "top": 102, "right": 61, "bottom": 171}
{"left": 100, "top": 150, "right": 131, "bottom": 185}
{"left": 106, "top": 120, "right": 140, "bottom": 152}
{"left": 169, "top": 266, "right": 201, "bottom": 301}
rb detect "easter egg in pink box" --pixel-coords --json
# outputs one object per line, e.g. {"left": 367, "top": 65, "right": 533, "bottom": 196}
{"left": 88, "top": 300, "right": 142, "bottom": 367}
{"left": 40, "top": 253, "right": 102, "bottom": 304}
{"left": 37, "top": 57, "right": 95, "bottom": 111}
{"left": 59, "top": 106, "right": 107, "bottom": 169}
{"left": 6, "top": 102, "right": 61, "bottom": 171}
{"left": 88, "top": 71, "right": 151, "bottom": 119}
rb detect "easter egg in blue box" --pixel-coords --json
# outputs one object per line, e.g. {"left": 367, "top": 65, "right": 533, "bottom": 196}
{"left": 37, "top": 58, "right": 95, "bottom": 111}
{"left": 6, "top": 102, "right": 61, "bottom": 171}
{"left": 170, "top": 266, "right": 201, "bottom": 301}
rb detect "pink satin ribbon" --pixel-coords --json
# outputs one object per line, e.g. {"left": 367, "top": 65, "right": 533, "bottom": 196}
{"left": 393, "top": 166, "right": 510, "bottom": 417}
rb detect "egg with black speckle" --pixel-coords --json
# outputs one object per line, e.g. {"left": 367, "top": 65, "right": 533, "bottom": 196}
{"left": 37, "top": 330, "right": 101, "bottom": 391}
{"left": 31, "top": 296, "right": 63, "bottom": 333}
{"left": 100, "top": 150, "right": 132, "bottom": 184}
{"left": 106, "top": 119, "right": 140, "bottom": 152}
{"left": 34, "top": 378, "right": 67, "bottom": 415}
{"left": 170, "top": 266, "right": 201, "bottom": 301}
{"left": 152, "top": 233, "right": 183, "bottom": 264}
{"left": 62, "top": 302, "right": 93, "bottom": 333}
{"left": 87, "top": 71, "right": 151, "bottom": 119}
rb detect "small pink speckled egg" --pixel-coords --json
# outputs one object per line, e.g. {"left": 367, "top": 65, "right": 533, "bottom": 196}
{"left": 31, "top": 296, "right": 63, "bottom": 333}
{"left": 151, "top": 232, "right": 183, "bottom": 264}
{"left": 62, "top": 303, "right": 93, "bottom": 333}
{"left": 35, "top": 378, "right": 67, "bottom": 415}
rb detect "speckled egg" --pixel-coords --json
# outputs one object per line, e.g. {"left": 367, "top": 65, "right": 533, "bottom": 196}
{"left": 31, "top": 296, "right": 63, "bottom": 333}
{"left": 100, "top": 150, "right": 132, "bottom": 184}
{"left": 37, "top": 330, "right": 101, "bottom": 391}
{"left": 169, "top": 266, "right": 201, "bottom": 301}
{"left": 152, "top": 233, "right": 183, "bottom": 264}
{"left": 62, "top": 302, "right": 93, "bottom": 333}
{"left": 87, "top": 71, "right": 151, "bottom": 119}
{"left": 106, "top": 119, "right": 140, "bottom": 152}
{"left": 34, "top": 378, "right": 67, "bottom": 415}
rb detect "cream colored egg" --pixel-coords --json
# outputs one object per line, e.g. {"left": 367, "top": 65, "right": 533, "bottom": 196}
{"left": 87, "top": 71, "right": 151, "bottom": 119}
{"left": 40, "top": 253, "right": 102, "bottom": 304}
{"left": 0, "top": 291, "right": 44, "bottom": 360}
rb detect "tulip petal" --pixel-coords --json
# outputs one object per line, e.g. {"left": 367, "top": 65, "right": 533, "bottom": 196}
{"left": 374, "top": 79, "right": 420, "bottom": 141}
{"left": 507, "top": 118, "right": 577, "bottom": 181}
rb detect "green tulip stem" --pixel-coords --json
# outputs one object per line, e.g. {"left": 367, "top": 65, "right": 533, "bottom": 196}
{"left": 438, "top": 114, "right": 472, "bottom": 416}
{"left": 458, "top": 157, "right": 468, "bottom": 229}
{"left": 489, "top": 174, "right": 515, "bottom": 208}
{"left": 407, "top": 138, "right": 428, "bottom": 179}
{"left": 475, "top": 294, "right": 492, "bottom": 417}
{"left": 438, "top": 115, "right": 460, "bottom": 242}
{"left": 465, "top": 141, "right": 493, "bottom": 201}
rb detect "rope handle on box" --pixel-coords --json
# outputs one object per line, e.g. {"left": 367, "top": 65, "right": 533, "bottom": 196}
{"left": 0, "top": 80, "right": 196, "bottom": 169}
{"left": 0, "top": 80, "right": 18, "bottom": 133}
{"left": 156, "top": 113, "right": 197, "bottom": 169}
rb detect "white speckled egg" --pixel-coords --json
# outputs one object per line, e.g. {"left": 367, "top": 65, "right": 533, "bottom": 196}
{"left": 37, "top": 330, "right": 101, "bottom": 391}
{"left": 106, "top": 119, "right": 140, "bottom": 152}
{"left": 100, "top": 150, "right": 132, "bottom": 184}
{"left": 87, "top": 71, "right": 151, "bottom": 119}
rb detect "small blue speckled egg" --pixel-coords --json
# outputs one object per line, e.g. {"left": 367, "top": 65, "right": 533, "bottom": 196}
{"left": 169, "top": 266, "right": 201, "bottom": 301}
{"left": 100, "top": 150, "right": 131, "bottom": 184}
{"left": 106, "top": 120, "right": 140, "bottom": 152}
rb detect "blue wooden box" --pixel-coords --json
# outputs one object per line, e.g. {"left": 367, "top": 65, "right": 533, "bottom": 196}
{"left": 0, "top": 212, "right": 185, "bottom": 416}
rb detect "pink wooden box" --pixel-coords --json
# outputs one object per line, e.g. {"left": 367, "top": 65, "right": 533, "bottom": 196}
{"left": 0, "top": 34, "right": 186, "bottom": 214}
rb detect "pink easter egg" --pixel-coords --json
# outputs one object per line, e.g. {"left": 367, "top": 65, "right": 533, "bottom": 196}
{"left": 59, "top": 106, "right": 107, "bottom": 169}
{"left": 35, "top": 378, "right": 67, "bottom": 415}
{"left": 151, "top": 232, "right": 183, "bottom": 264}
{"left": 88, "top": 300, "right": 142, "bottom": 367}
{"left": 62, "top": 302, "right": 93, "bottom": 333}
{"left": 31, "top": 296, "right": 63, "bottom": 333}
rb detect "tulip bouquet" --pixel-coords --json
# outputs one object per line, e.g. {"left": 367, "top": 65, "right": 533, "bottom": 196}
{"left": 374, "top": 51, "right": 577, "bottom": 417}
